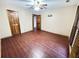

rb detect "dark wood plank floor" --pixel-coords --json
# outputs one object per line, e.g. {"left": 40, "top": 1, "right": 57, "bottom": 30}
{"left": 1, "top": 31, "right": 69, "bottom": 58}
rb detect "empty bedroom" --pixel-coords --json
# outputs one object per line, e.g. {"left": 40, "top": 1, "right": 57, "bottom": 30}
{"left": 0, "top": 0, "right": 79, "bottom": 58}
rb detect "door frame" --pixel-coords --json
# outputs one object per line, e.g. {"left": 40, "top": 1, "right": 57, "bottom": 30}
{"left": 32, "top": 14, "right": 41, "bottom": 31}
{"left": 7, "top": 9, "right": 21, "bottom": 36}
{"left": 69, "top": 6, "right": 79, "bottom": 46}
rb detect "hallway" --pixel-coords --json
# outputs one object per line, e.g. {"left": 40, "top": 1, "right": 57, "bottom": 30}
{"left": 1, "top": 31, "right": 69, "bottom": 58}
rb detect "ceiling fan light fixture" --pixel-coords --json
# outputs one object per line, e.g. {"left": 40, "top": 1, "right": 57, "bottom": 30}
{"left": 25, "top": 0, "right": 47, "bottom": 11}
{"left": 34, "top": 7, "right": 40, "bottom": 11}
{"left": 33, "top": 0, "right": 41, "bottom": 11}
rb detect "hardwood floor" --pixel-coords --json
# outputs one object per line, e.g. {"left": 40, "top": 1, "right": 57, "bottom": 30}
{"left": 1, "top": 31, "right": 69, "bottom": 58}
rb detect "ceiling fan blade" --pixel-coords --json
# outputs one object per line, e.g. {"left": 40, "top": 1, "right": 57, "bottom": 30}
{"left": 29, "top": 6, "right": 34, "bottom": 9}
{"left": 66, "top": 0, "right": 70, "bottom": 2}
{"left": 40, "top": 6, "right": 47, "bottom": 9}
{"left": 42, "top": 4, "right": 47, "bottom": 6}
{"left": 17, "top": 0, "right": 32, "bottom": 2}
{"left": 25, "top": 4, "right": 32, "bottom": 6}
{"left": 25, "top": 2, "right": 33, "bottom": 6}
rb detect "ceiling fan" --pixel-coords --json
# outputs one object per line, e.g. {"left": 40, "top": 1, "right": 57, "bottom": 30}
{"left": 19, "top": 0, "right": 70, "bottom": 11}
{"left": 25, "top": 0, "right": 47, "bottom": 11}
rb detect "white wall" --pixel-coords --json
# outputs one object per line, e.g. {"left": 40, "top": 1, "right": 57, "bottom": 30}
{"left": 0, "top": 8, "right": 12, "bottom": 38}
{"left": 0, "top": 40, "right": 1, "bottom": 58}
{"left": 19, "top": 9, "right": 32, "bottom": 33}
{"left": 41, "top": 5, "right": 77, "bottom": 37}
{"left": 0, "top": 4, "right": 78, "bottom": 38}
{"left": 0, "top": 4, "right": 32, "bottom": 39}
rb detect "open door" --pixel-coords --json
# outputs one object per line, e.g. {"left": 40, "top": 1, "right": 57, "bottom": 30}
{"left": 32, "top": 14, "right": 41, "bottom": 31}
{"left": 7, "top": 10, "right": 21, "bottom": 36}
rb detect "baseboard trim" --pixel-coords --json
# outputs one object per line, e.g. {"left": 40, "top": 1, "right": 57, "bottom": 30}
{"left": 1, "top": 30, "right": 33, "bottom": 39}
{"left": 1, "top": 30, "right": 69, "bottom": 39}
{"left": 1, "top": 35, "right": 12, "bottom": 39}
{"left": 41, "top": 30, "right": 69, "bottom": 38}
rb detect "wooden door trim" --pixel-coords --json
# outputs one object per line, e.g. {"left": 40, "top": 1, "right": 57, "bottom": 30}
{"left": 32, "top": 14, "right": 41, "bottom": 31}
{"left": 69, "top": 6, "right": 79, "bottom": 45}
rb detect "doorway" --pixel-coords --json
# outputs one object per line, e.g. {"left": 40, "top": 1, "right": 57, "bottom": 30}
{"left": 32, "top": 14, "right": 41, "bottom": 31}
{"left": 7, "top": 10, "right": 21, "bottom": 36}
